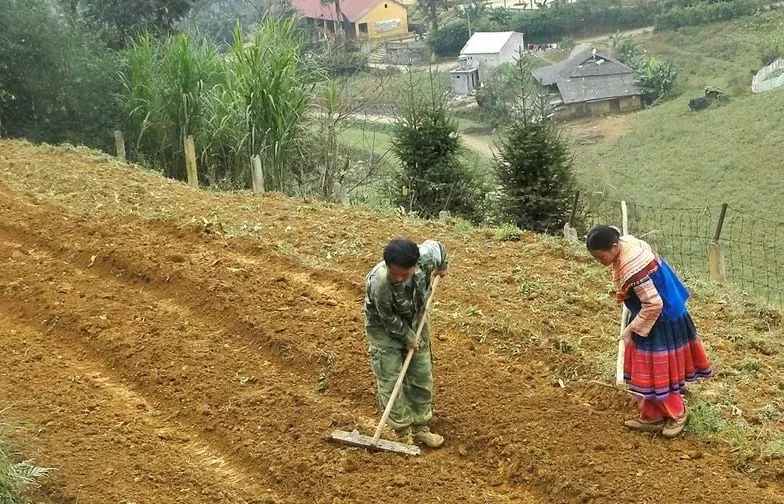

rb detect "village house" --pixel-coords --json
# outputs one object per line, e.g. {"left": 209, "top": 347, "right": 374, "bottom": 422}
{"left": 458, "top": 31, "right": 525, "bottom": 71}
{"left": 450, "top": 31, "right": 524, "bottom": 95}
{"left": 532, "top": 47, "right": 644, "bottom": 119}
{"left": 290, "top": 0, "right": 409, "bottom": 40}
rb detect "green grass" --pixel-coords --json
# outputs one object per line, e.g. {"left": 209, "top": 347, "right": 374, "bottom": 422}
{"left": 572, "top": 11, "right": 784, "bottom": 220}
{"left": 0, "top": 423, "right": 53, "bottom": 503}
{"left": 762, "top": 436, "right": 784, "bottom": 460}
{"left": 573, "top": 90, "right": 784, "bottom": 220}
{"left": 340, "top": 124, "right": 394, "bottom": 154}
{"left": 493, "top": 222, "right": 524, "bottom": 241}
{"left": 344, "top": 67, "right": 453, "bottom": 107}
{"left": 684, "top": 395, "right": 726, "bottom": 434}
{"left": 562, "top": 12, "right": 784, "bottom": 307}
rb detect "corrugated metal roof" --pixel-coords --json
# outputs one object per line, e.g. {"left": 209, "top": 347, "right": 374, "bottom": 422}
{"left": 531, "top": 51, "right": 583, "bottom": 86}
{"left": 459, "top": 31, "right": 518, "bottom": 55}
{"left": 533, "top": 50, "right": 630, "bottom": 84}
{"left": 532, "top": 49, "right": 643, "bottom": 104}
{"left": 450, "top": 66, "right": 479, "bottom": 73}
{"left": 557, "top": 73, "right": 643, "bottom": 104}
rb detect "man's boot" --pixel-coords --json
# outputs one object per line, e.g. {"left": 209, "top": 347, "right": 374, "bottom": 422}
{"left": 411, "top": 425, "right": 444, "bottom": 448}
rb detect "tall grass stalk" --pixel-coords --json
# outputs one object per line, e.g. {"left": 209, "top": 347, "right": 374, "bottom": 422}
{"left": 118, "top": 18, "right": 320, "bottom": 190}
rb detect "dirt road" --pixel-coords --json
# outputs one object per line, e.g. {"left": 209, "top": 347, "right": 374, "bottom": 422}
{"left": 575, "top": 26, "right": 654, "bottom": 45}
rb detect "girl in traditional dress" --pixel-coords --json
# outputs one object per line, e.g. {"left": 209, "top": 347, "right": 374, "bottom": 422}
{"left": 586, "top": 225, "right": 713, "bottom": 438}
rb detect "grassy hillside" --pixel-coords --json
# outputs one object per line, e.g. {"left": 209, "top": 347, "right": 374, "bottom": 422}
{"left": 640, "top": 11, "right": 784, "bottom": 94}
{"left": 571, "top": 10, "right": 784, "bottom": 220}
{"left": 562, "top": 11, "right": 784, "bottom": 307}
{"left": 572, "top": 89, "right": 784, "bottom": 217}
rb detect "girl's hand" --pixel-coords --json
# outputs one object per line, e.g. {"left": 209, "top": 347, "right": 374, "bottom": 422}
{"left": 620, "top": 326, "right": 634, "bottom": 344}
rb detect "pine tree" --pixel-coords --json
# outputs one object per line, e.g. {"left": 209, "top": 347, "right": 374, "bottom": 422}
{"left": 493, "top": 54, "right": 576, "bottom": 233}
{"left": 390, "top": 68, "right": 487, "bottom": 222}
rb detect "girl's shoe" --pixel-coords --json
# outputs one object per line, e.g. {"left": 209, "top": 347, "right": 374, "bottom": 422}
{"left": 662, "top": 411, "right": 689, "bottom": 438}
{"left": 624, "top": 417, "right": 666, "bottom": 432}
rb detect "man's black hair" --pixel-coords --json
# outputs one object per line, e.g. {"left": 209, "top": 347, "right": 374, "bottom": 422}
{"left": 383, "top": 238, "right": 420, "bottom": 268}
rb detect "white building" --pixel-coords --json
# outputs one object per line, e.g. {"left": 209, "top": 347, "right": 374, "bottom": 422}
{"left": 458, "top": 31, "right": 525, "bottom": 71}
{"left": 450, "top": 58, "right": 480, "bottom": 95}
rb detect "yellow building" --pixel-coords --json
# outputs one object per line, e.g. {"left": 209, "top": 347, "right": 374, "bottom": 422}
{"left": 291, "top": 0, "right": 409, "bottom": 40}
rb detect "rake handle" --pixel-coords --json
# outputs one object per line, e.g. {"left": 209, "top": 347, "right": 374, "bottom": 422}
{"left": 617, "top": 306, "right": 630, "bottom": 384}
{"left": 372, "top": 275, "right": 441, "bottom": 445}
{"left": 617, "top": 200, "right": 629, "bottom": 385}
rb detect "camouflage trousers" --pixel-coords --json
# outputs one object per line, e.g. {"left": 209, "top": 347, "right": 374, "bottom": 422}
{"left": 367, "top": 327, "right": 433, "bottom": 430}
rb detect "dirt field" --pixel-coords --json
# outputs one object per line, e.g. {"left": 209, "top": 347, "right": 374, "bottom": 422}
{"left": 1, "top": 139, "right": 783, "bottom": 503}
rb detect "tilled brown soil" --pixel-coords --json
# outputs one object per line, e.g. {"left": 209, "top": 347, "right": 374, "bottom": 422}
{"left": 0, "top": 139, "right": 782, "bottom": 503}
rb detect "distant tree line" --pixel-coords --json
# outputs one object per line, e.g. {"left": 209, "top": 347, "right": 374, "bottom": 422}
{"left": 429, "top": 0, "right": 771, "bottom": 57}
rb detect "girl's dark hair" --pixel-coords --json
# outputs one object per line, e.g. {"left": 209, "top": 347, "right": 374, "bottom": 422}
{"left": 586, "top": 225, "right": 621, "bottom": 252}
{"left": 383, "top": 238, "right": 420, "bottom": 268}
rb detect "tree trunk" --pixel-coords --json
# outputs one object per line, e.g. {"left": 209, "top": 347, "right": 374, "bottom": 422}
{"left": 334, "top": 0, "right": 345, "bottom": 39}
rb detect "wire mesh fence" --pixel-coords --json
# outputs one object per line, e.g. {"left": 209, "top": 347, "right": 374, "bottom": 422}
{"left": 721, "top": 207, "right": 784, "bottom": 308}
{"left": 581, "top": 195, "right": 784, "bottom": 308}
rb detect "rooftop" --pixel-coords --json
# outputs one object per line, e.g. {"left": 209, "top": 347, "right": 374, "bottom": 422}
{"left": 532, "top": 48, "right": 643, "bottom": 104}
{"left": 289, "top": 0, "right": 402, "bottom": 22}
{"left": 459, "top": 31, "right": 520, "bottom": 55}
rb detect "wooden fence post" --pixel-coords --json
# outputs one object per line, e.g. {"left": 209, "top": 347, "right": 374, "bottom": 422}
{"left": 251, "top": 155, "right": 264, "bottom": 193}
{"left": 332, "top": 180, "right": 351, "bottom": 206}
{"left": 338, "top": 182, "right": 350, "bottom": 207}
{"left": 113, "top": 130, "right": 126, "bottom": 161}
{"left": 184, "top": 135, "right": 199, "bottom": 188}
{"left": 569, "top": 190, "right": 580, "bottom": 226}
{"left": 335, "top": 158, "right": 350, "bottom": 207}
{"left": 562, "top": 190, "right": 580, "bottom": 244}
{"left": 708, "top": 203, "right": 728, "bottom": 282}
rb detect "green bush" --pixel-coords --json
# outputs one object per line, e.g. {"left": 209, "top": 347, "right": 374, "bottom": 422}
{"left": 638, "top": 57, "right": 680, "bottom": 102}
{"left": 610, "top": 35, "right": 680, "bottom": 103}
{"left": 312, "top": 48, "right": 368, "bottom": 77}
{"left": 0, "top": 0, "right": 119, "bottom": 149}
{"left": 654, "top": 0, "right": 759, "bottom": 31}
{"left": 64, "top": 0, "right": 195, "bottom": 49}
{"left": 428, "top": 20, "right": 470, "bottom": 57}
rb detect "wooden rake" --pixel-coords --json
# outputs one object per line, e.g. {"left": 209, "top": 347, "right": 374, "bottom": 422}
{"left": 330, "top": 275, "right": 442, "bottom": 456}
